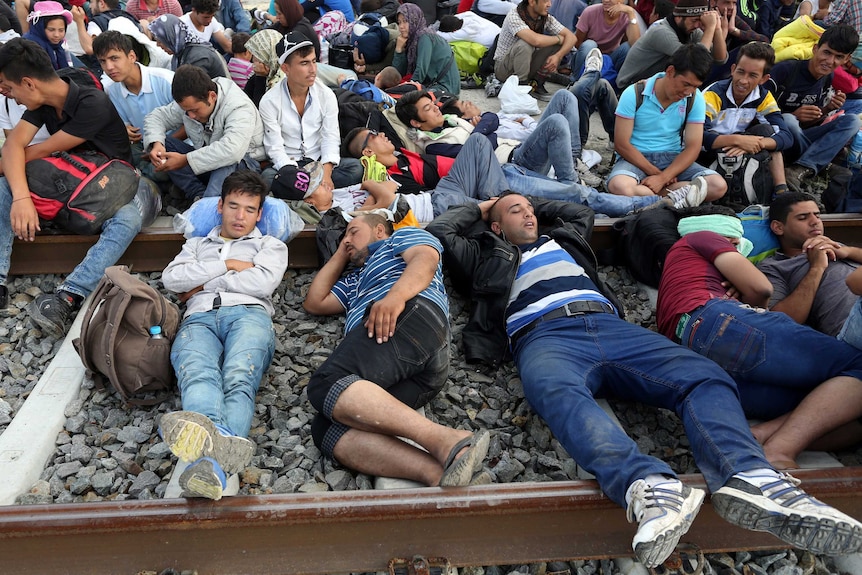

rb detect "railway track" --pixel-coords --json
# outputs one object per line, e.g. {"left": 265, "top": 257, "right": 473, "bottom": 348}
{"left": 3, "top": 213, "right": 862, "bottom": 574}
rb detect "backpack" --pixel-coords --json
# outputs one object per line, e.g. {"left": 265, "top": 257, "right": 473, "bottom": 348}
{"left": 57, "top": 66, "right": 103, "bottom": 91}
{"left": 613, "top": 204, "right": 682, "bottom": 288}
{"left": 449, "top": 40, "right": 486, "bottom": 77}
{"left": 351, "top": 13, "right": 390, "bottom": 64}
{"left": 25, "top": 150, "right": 140, "bottom": 235}
{"left": 73, "top": 266, "right": 180, "bottom": 406}
{"left": 710, "top": 150, "right": 773, "bottom": 211}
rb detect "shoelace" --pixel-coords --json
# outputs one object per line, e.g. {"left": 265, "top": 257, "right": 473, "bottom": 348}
{"left": 758, "top": 472, "right": 818, "bottom": 508}
{"left": 627, "top": 482, "right": 685, "bottom": 523}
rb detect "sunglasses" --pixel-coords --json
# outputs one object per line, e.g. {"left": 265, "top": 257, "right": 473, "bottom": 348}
{"left": 361, "top": 129, "right": 380, "bottom": 152}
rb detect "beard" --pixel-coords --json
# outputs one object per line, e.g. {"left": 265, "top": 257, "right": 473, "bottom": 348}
{"left": 349, "top": 247, "right": 370, "bottom": 267}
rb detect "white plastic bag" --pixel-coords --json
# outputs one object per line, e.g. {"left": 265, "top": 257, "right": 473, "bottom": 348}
{"left": 499, "top": 75, "right": 540, "bottom": 115}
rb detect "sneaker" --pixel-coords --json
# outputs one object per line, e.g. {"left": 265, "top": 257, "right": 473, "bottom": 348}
{"left": 484, "top": 75, "right": 502, "bottom": 98}
{"left": 584, "top": 47, "right": 603, "bottom": 75}
{"left": 159, "top": 411, "right": 255, "bottom": 474}
{"left": 544, "top": 71, "right": 573, "bottom": 86}
{"left": 529, "top": 80, "right": 552, "bottom": 102}
{"left": 667, "top": 176, "right": 708, "bottom": 209}
{"left": 461, "top": 74, "right": 482, "bottom": 89}
{"left": 575, "top": 157, "right": 603, "bottom": 188}
{"left": 627, "top": 478, "right": 706, "bottom": 568}
{"left": 784, "top": 164, "right": 814, "bottom": 194}
{"left": 180, "top": 457, "right": 227, "bottom": 500}
{"left": 29, "top": 291, "right": 77, "bottom": 337}
{"left": 712, "top": 471, "right": 862, "bottom": 555}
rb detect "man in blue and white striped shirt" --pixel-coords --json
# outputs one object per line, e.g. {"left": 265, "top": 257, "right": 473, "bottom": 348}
{"left": 303, "top": 213, "right": 491, "bottom": 488}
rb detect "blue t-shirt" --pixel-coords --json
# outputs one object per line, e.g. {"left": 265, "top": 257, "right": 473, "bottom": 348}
{"left": 615, "top": 72, "right": 706, "bottom": 153}
{"left": 331, "top": 227, "right": 448, "bottom": 333}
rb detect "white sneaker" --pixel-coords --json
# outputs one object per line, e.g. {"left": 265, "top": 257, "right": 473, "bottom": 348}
{"left": 713, "top": 471, "right": 862, "bottom": 555}
{"left": 667, "top": 176, "right": 708, "bottom": 209}
{"left": 584, "top": 47, "right": 603, "bottom": 75}
{"left": 576, "top": 157, "right": 603, "bottom": 188}
{"left": 627, "top": 478, "right": 705, "bottom": 568}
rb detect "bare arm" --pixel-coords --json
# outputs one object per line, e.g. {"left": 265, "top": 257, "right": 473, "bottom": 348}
{"left": 769, "top": 235, "right": 846, "bottom": 321}
{"left": 303, "top": 242, "right": 350, "bottom": 316}
{"left": 847, "top": 266, "right": 862, "bottom": 296}
{"left": 713, "top": 250, "right": 773, "bottom": 308}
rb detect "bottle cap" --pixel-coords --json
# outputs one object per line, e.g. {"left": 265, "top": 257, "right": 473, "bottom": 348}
{"left": 149, "top": 326, "right": 162, "bottom": 336}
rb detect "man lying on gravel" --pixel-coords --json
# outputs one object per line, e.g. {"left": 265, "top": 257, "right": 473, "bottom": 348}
{"left": 159, "top": 171, "right": 288, "bottom": 500}
{"left": 303, "top": 213, "right": 491, "bottom": 487}
{"left": 428, "top": 193, "right": 862, "bottom": 568}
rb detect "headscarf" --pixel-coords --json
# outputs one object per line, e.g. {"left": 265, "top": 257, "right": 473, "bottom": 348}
{"left": 677, "top": 215, "right": 754, "bottom": 257}
{"left": 148, "top": 14, "right": 202, "bottom": 69}
{"left": 23, "top": 13, "right": 70, "bottom": 70}
{"left": 396, "top": 3, "right": 432, "bottom": 75}
{"left": 246, "top": 29, "right": 286, "bottom": 90}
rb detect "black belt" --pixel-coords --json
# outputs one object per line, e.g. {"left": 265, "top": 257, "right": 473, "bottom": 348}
{"left": 212, "top": 296, "right": 264, "bottom": 311}
{"left": 511, "top": 300, "right": 616, "bottom": 345}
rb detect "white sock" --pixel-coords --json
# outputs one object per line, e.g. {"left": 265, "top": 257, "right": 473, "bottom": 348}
{"left": 731, "top": 468, "right": 783, "bottom": 489}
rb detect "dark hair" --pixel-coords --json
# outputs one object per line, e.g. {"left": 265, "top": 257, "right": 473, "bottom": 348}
{"left": 654, "top": 0, "right": 676, "bottom": 19}
{"left": 359, "top": 0, "right": 382, "bottom": 12}
{"left": 231, "top": 32, "right": 251, "bottom": 54}
{"left": 171, "top": 64, "right": 218, "bottom": 102}
{"left": 394, "top": 89, "right": 432, "bottom": 126}
{"left": 440, "top": 97, "right": 460, "bottom": 116}
{"left": 668, "top": 43, "right": 712, "bottom": 82}
{"left": 438, "top": 15, "right": 463, "bottom": 32}
{"left": 284, "top": 44, "right": 315, "bottom": 64}
{"left": 487, "top": 190, "right": 523, "bottom": 225}
{"left": 817, "top": 24, "right": 859, "bottom": 55}
{"left": 0, "top": 38, "right": 57, "bottom": 82}
{"left": 769, "top": 192, "right": 820, "bottom": 223}
{"left": 93, "top": 30, "right": 134, "bottom": 58}
{"left": 736, "top": 41, "right": 775, "bottom": 74}
{"left": 355, "top": 212, "right": 393, "bottom": 236}
{"left": 191, "top": 0, "right": 219, "bottom": 14}
{"left": 275, "top": 0, "right": 303, "bottom": 29}
{"left": 101, "top": 0, "right": 121, "bottom": 9}
{"left": 376, "top": 66, "right": 401, "bottom": 89}
{"left": 221, "top": 170, "right": 268, "bottom": 205}
{"left": 42, "top": 14, "right": 68, "bottom": 30}
{"left": 344, "top": 126, "right": 368, "bottom": 158}
{"left": 678, "top": 204, "right": 738, "bottom": 218}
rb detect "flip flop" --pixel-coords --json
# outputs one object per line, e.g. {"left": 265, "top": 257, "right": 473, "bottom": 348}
{"left": 438, "top": 430, "right": 491, "bottom": 487}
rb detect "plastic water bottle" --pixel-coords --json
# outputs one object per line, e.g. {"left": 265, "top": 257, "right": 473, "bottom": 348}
{"left": 848, "top": 128, "right": 862, "bottom": 172}
{"left": 149, "top": 326, "right": 163, "bottom": 339}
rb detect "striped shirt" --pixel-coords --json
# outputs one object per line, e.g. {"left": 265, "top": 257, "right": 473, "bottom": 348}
{"left": 506, "top": 237, "right": 614, "bottom": 337}
{"left": 332, "top": 227, "right": 448, "bottom": 334}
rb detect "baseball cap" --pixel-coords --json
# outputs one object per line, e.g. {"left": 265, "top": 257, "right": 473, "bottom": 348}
{"left": 276, "top": 31, "right": 314, "bottom": 65}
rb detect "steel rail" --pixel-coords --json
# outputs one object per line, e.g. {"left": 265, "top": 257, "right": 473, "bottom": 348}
{"left": 12, "top": 214, "right": 862, "bottom": 275}
{"left": 1, "top": 469, "right": 862, "bottom": 575}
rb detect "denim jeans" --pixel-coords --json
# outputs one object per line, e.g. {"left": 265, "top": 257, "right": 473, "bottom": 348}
{"left": 165, "top": 137, "right": 262, "bottom": 199}
{"left": 0, "top": 177, "right": 142, "bottom": 297}
{"left": 502, "top": 163, "right": 662, "bottom": 217}
{"left": 568, "top": 68, "right": 618, "bottom": 147}
{"left": 307, "top": 296, "right": 449, "bottom": 457}
{"left": 170, "top": 305, "right": 275, "bottom": 438}
{"left": 514, "top": 312, "right": 769, "bottom": 507}
{"left": 782, "top": 112, "right": 862, "bottom": 174}
{"left": 608, "top": 151, "right": 718, "bottom": 184}
{"left": 512, "top": 89, "right": 581, "bottom": 182}
{"left": 680, "top": 299, "right": 862, "bottom": 420}
{"left": 838, "top": 297, "right": 862, "bottom": 351}
{"left": 431, "top": 133, "right": 511, "bottom": 215}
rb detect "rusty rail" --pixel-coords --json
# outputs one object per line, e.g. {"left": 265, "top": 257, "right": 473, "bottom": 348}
{"left": 2, "top": 469, "right": 862, "bottom": 574}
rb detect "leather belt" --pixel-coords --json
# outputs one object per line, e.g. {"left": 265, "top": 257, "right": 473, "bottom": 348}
{"left": 511, "top": 300, "right": 616, "bottom": 346}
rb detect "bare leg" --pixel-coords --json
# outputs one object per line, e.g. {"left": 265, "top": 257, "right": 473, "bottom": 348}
{"left": 770, "top": 151, "right": 786, "bottom": 186}
{"left": 750, "top": 413, "right": 789, "bottom": 445}
{"left": 702, "top": 173, "right": 728, "bottom": 202}
{"left": 607, "top": 174, "right": 659, "bottom": 197}
{"left": 808, "top": 420, "right": 862, "bottom": 452}
{"left": 331, "top": 379, "right": 474, "bottom": 471}
{"left": 761, "top": 377, "right": 862, "bottom": 467}
{"left": 332, "top": 429, "right": 445, "bottom": 485}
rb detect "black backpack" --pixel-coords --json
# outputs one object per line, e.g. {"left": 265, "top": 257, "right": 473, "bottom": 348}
{"left": 710, "top": 150, "right": 773, "bottom": 211}
{"left": 614, "top": 204, "right": 682, "bottom": 288}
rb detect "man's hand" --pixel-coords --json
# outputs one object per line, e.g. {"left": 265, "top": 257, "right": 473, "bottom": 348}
{"left": 826, "top": 90, "right": 847, "bottom": 112}
{"left": 541, "top": 52, "right": 561, "bottom": 73}
{"left": 793, "top": 105, "right": 823, "bottom": 123}
{"left": 365, "top": 293, "right": 405, "bottom": 343}
{"left": 71, "top": 5, "right": 85, "bottom": 24}
{"left": 178, "top": 285, "right": 203, "bottom": 303}
{"left": 725, "top": 2, "right": 738, "bottom": 34}
{"left": 724, "top": 135, "right": 763, "bottom": 155}
{"left": 640, "top": 174, "right": 668, "bottom": 195}
{"left": 148, "top": 142, "right": 168, "bottom": 166}
{"left": 225, "top": 259, "right": 254, "bottom": 272}
{"left": 10, "top": 195, "right": 40, "bottom": 241}
{"left": 700, "top": 10, "right": 719, "bottom": 30}
{"left": 321, "top": 175, "right": 334, "bottom": 192}
{"left": 478, "top": 198, "right": 499, "bottom": 221}
{"left": 126, "top": 124, "right": 142, "bottom": 143}
{"left": 154, "top": 151, "right": 187, "bottom": 172}
{"left": 802, "top": 235, "right": 838, "bottom": 270}
{"left": 720, "top": 280, "right": 741, "bottom": 300}
{"left": 606, "top": 3, "right": 635, "bottom": 17}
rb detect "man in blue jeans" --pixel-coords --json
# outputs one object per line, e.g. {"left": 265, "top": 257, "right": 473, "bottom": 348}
{"left": 428, "top": 193, "right": 862, "bottom": 568}
{"left": 0, "top": 38, "right": 142, "bottom": 336}
{"left": 159, "top": 171, "right": 287, "bottom": 500}
{"left": 303, "top": 214, "right": 491, "bottom": 487}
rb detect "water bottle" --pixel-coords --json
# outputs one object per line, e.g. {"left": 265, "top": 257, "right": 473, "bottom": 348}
{"left": 149, "top": 326, "right": 163, "bottom": 340}
{"left": 848, "top": 128, "right": 862, "bottom": 172}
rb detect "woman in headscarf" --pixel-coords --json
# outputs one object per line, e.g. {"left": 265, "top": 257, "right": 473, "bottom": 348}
{"left": 243, "top": 28, "right": 285, "bottom": 106}
{"left": 392, "top": 3, "right": 459, "bottom": 95}
{"left": 148, "top": 14, "right": 228, "bottom": 79}
{"left": 23, "top": 1, "right": 73, "bottom": 70}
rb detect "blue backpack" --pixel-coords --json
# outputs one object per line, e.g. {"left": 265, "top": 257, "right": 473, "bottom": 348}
{"left": 351, "top": 13, "right": 390, "bottom": 64}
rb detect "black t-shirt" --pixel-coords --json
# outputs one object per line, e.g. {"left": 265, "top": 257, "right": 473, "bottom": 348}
{"left": 767, "top": 59, "right": 833, "bottom": 114}
{"left": 22, "top": 78, "right": 132, "bottom": 163}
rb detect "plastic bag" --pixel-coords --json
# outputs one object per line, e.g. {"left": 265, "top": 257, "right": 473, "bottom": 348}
{"left": 132, "top": 176, "right": 162, "bottom": 228}
{"left": 172, "top": 196, "right": 306, "bottom": 243}
{"left": 499, "top": 75, "right": 540, "bottom": 115}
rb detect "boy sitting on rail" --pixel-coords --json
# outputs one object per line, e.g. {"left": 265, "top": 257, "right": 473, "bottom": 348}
{"left": 159, "top": 171, "right": 287, "bottom": 500}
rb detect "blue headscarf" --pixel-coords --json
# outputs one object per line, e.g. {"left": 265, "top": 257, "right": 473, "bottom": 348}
{"left": 23, "top": 14, "right": 70, "bottom": 70}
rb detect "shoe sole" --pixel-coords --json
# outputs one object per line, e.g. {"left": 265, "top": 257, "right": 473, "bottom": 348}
{"left": 712, "top": 487, "right": 862, "bottom": 555}
{"left": 160, "top": 411, "right": 255, "bottom": 474}
{"left": 439, "top": 430, "right": 491, "bottom": 487}
{"left": 633, "top": 487, "right": 705, "bottom": 568}
{"left": 179, "top": 459, "right": 224, "bottom": 500}
{"left": 28, "top": 299, "right": 66, "bottom": 338}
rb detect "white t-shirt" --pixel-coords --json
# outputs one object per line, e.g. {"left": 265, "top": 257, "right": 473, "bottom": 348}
{"left": 0, "top": 95, "right": 50, "bottom": 145}
{"left": 180, "top": 12, "right": 225, "bottom": 43}
{"left": 332, "top": 185, "right": 434, "bottom": 223}
{"left": 437, "top": 11, "right": 501, "bottom": 49}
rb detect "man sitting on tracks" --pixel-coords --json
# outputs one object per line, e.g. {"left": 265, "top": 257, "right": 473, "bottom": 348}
{"left": 427, "top": 193, "right": 862, "bottom": 569}
{"left": 0, "top": 38, "right": 142, "bottom": 337}
{"left": 159, "top": 171, "right": 287, "bottom": 500}
{"left": 303, "top": 213, "right": 491, "bottom": 488}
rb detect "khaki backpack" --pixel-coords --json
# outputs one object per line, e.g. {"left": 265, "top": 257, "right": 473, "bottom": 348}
{"left": 73, "top": 266, "right": 180, "bottom": 406}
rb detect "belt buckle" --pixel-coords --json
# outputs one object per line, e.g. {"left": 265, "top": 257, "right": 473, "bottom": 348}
{"left": 562, "top": 302, "right": 584, "bottom": 317}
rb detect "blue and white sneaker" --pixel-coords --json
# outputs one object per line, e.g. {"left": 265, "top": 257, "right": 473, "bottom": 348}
{"left": 713, "top": 471, "right": 862, "bottom": 555}
{"left": 180, "top": 457, "right": 227, "bottom": 500}
{"left": 627, "top": 478, "right": 705, "bottom": 568}
{"left": 159, "top": 411, "right": 254, "bottom": 474}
